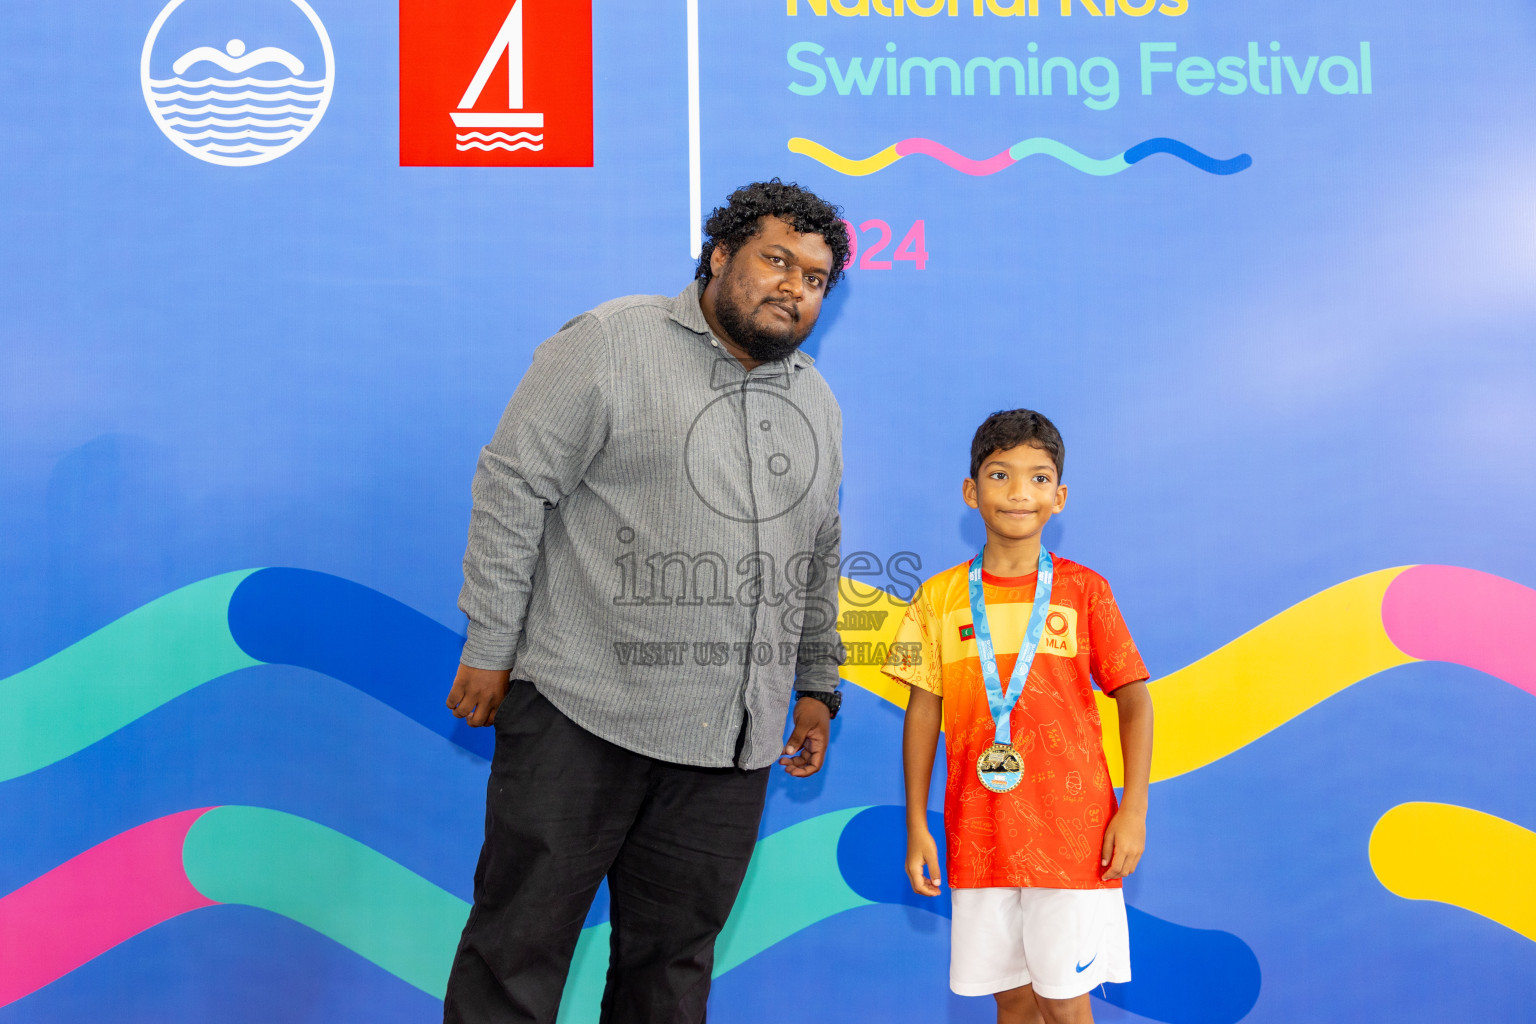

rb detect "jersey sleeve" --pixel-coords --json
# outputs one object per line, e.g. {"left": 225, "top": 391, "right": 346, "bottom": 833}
{"left": 882, "top": 586, "right": 944, "bottom": 697}
{"left": 1088, "top": 580, "right": 1149, "bottom": 694}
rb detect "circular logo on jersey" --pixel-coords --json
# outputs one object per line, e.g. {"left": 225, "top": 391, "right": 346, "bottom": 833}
{"left": 976, "top": 742, "right": 1023, "bottom": 794}
{"left": 685, "top": 391, "right": 819, "bottom": 523}
{"left": 141, "top": 0, "right": 335, "bottom": 167}
{"left": 1046, "top": 610, "right": 1069, "bottom": 635}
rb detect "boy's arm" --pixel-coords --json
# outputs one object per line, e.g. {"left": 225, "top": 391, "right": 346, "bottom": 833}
{"left": 903, "top": 687, "right": 944, "bottom": 896}
{"left": 1102, "top": 680, "right": 1153, "bottom": 880}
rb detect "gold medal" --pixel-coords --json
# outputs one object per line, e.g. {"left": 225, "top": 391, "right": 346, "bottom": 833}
{"left": 975, "top": 741, "right": 1023, "bottom": 794}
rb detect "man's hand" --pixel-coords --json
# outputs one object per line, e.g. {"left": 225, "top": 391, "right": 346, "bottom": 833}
{"left": 779, "top": 696, "right": 831, "bottom": 777}
{"left": 906, "top": 825, "right": 942, "bottom": 896}
{"left": 1101, "top": 807, "right": 1145, "bottom": 880}
{"left": 446, "top": 664, "right": 511, "bottom": 727}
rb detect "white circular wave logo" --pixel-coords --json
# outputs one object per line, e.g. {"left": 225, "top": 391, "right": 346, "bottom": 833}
{"left": 140, "top": 0, "right": 334, "bottom": 167}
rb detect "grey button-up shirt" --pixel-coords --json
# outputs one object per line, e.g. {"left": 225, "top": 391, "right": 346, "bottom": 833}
{"left": 459, "top": 280, "right": 844, "bottom": 769}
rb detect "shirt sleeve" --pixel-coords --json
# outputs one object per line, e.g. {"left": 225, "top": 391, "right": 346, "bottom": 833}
{"left": 792, "top": 498, "right": 846, "bottom": 692}
{"left": 458, "top": 314, "right": 612, "bottom": 670}
{"left": 882, "top": 584, "right": 943, "bottom": 697}
{"left": 1088, "top": 579, "right": 1150, "bottom": 694}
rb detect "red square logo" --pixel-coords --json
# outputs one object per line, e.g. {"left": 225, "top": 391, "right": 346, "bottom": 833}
{"left": 400, "top": 0, "right": 592, "bottom": 167}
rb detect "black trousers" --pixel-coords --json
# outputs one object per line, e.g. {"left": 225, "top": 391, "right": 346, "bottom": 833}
{"left": 443, "top": 681, "right": 770, "bottom": 1024}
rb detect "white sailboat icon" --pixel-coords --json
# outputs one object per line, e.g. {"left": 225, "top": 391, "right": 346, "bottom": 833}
{"left": 450, "top": 0, "right": 545, "bottom": 152}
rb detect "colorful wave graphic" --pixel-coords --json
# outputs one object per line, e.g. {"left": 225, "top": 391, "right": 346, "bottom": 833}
{"left": 0, "top": 567, "right": 484, "bottom": 783}
{"left": 835, "top": 564, "right": 1536, "bottom": 784}
{"left": 5, "top": 563, "right": 1532, "bottom": 1020}
{"left": 0, "top": 804, "right": 1259, "bottom": 1024}
{"left": 0, "top": 806, "right": 465, "bottom": 1008}
{"left": 788, "top": 136, "right": 1252, "bottom": 177}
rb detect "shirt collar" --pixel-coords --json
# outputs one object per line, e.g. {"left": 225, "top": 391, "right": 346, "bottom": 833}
{"left": 669, "top": 279, "right": 818, "bottom": 376}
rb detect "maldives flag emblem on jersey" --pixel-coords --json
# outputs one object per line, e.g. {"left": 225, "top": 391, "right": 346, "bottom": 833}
{"left": 399, "top": 0, "right": 593, "bottom": 166}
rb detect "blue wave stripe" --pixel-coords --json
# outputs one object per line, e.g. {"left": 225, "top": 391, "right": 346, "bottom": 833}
{"left": 227, "top": 569, "right": 491, "bottom": 760}
{"left": 1123, "top": 138, "right": 1253, "bottom": 175}
{"left": 835, "top": 806, "right": 1261, "bottom": 1024}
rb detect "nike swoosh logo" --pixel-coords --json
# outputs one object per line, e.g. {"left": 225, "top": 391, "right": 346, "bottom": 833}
{"left": 1075, "top": 954, "right": 1097, "bottom": 973}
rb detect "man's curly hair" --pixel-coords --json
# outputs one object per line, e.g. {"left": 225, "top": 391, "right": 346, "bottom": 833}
{"left": 695, "top": 179, "right": 849, "bottom": 290}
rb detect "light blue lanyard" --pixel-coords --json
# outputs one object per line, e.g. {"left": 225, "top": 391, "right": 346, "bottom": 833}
{"left": 966, "top": 546, "right": 1054, "bottom": 747}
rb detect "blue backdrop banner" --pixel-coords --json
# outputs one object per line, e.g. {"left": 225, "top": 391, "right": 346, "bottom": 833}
{"left": 3, "top": 0, "right": 1535, "bottom": 1021}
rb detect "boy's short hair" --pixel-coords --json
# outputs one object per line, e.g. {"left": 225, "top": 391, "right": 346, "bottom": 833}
{"left": 970, "top": 409, "right": 1066, "bottom": 480}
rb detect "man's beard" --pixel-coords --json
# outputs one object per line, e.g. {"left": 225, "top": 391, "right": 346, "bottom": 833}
{"left": 712, "top": 274, "right": 813, "bottom": 364}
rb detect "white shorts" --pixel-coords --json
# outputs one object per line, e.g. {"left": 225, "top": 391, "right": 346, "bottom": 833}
{"left": 950, "top": 887, "right": 1132, "bottom": 999}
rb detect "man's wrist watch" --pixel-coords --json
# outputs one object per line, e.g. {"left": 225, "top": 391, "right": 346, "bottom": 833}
{"left": 796, "top": 689, "right": 842, "bottom": 719}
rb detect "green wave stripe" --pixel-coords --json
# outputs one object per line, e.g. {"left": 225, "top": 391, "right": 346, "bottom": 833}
{"left": 183, "top": 806, "right": 471, "bottom": 997}
{"left": 557, "top": 925, "right": 612, "bottom": 1024}
{"left": 714, "top": 806, "right": 871, "bottom": 973}
{"left": 1008, "top": 138, "right": 1130, "bottom": 175}
{"left": 177, "top": 805, "right": 869, "bottom": 1012}
{"left": 0, "top": 571, "right": 260, "bottom": 782}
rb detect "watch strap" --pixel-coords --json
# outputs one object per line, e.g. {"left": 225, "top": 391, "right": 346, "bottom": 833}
{"left": 795, "top": 689, "right": 841, "bottom": 719}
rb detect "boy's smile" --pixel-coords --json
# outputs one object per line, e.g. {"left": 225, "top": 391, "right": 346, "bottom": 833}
{"left": 963, "top": 442, "right": 1068, "bottom": 550}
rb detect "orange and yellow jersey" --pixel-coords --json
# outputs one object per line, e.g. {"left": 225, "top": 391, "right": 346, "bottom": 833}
{"left": 884, "top": 555, "right": 1148, "bottom": 890}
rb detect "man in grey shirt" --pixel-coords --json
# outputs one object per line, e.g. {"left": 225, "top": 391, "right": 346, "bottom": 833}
{"left": 442, "top": 181, "right": 850, "bottom": 1023}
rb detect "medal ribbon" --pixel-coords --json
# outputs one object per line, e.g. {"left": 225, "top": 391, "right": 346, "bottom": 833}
{"left": 967, "top": 546, "right": 1054, "bottom": 748}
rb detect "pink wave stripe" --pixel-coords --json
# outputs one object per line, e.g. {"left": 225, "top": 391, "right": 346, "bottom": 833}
{"left": 895, "top": 138, "right": 1015, "bottom": 176}
{"left": 0, "top": 809, "right": 217, "bottom": 1007}
{"left": 1382, "top": 565, "right": 1536, "bottom": 696}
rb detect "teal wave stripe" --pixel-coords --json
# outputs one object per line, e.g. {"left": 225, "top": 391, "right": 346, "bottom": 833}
{"left": 183, "top": 805, "right": 471, "bottom": 997}
{"left": 169, "top": 805, "right": 871, "bottom": 1015}
{"left": 1007, "top": 137, "right": 1129, "bottom": 175}
{"left": 0, "top": 571, "right": 260, "bottom": 782}
{"left": 714, "top": 806, "right": 871, "bottom": 972}
{"left": 557, "top": 925, "right": 612, "bottom": 1024}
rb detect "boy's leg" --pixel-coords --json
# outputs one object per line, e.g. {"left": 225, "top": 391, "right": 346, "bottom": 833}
{"left": 598, "top": 757, "right": 770, "bottom": 1024}
{"left": 995, "top": 984, "right": 1092, "bottom": 1024}
{"left": 443, "top": 682, "right": 647, "bottom": 1024}
{"left": 995, "top": 984, "right": 1045, "bottom": 1024}
{"left": 1015, "top": 887, "right": 1130, "bottom": 1020}
{"left": 1031, "top": 992, "right": 1093, "bottom": 1024}
{"left": 950, "top": 888, "right": 1031, "bottom": 998}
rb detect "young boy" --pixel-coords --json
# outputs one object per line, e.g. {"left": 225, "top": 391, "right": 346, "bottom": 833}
{"left": 884, "top": 409, "right": 1154, "bottom": 1024}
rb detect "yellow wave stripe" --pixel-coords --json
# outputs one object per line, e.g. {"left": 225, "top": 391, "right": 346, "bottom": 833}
{"left": 836, "top": 579, "right": 915, "bottom": 707}
{"left": 835, "top": 567, "right": 1416, "bottom": 785}
{"left": 1370, "top": 802, "right": 1536, "bottom": 942}
{"left": 787, "top": 138, "right": 901, "bottom": 176}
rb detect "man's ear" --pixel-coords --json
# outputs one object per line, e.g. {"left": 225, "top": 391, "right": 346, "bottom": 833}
{"left": 710, "top": 243, "right": 731, "bottom": 279}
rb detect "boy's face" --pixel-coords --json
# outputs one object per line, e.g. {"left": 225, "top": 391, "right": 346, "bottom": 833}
{"left": 962, "top": 443, "right": 1068, "bottom": 545}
